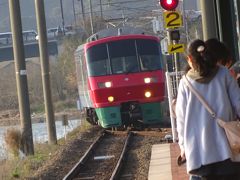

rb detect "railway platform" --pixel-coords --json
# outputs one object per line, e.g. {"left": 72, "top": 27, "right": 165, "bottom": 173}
{"left": 148, "top": 143, "right": 189, "bottom": 180}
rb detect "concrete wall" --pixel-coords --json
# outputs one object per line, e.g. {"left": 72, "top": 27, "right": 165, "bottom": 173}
{"left": 0, "top": 40, "right": 58, "bottom": 62}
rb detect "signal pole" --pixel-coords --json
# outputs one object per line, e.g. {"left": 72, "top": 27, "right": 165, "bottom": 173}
{"left": 35, "top": 0, "right": 57, "bottom": 145}
{"left": 72, "top": 0, "right": 77, "bottom": 26}
{"left": 79, "top": 0, "right": 86, "bottom": 28}
{"left": 60, "top": 0, "right": 65, "bottom": 34}
{"left": 160, "top": 0, "right": 183, "bottom": 143}
{"left": 100, "top": 0, "right": 103, "bottom": 19}
{"left": 89, "top": 0, "right": 94, "bottom": 34}
{"left": 9, "top": 0, "right": 34, "bottom": 155}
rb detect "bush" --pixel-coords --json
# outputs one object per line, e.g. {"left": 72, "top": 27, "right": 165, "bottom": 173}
{"left": 4, "top": 128, "right": 22, "bottom": 157}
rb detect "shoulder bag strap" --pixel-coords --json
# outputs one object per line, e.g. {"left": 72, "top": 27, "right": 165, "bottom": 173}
{"left": 183, "top": 75, "right": 216, "bottom": 118}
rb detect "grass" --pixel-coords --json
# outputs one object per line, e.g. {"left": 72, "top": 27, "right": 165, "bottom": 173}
{"left": 30, "top": 100, "right": 77, "bottom": 114}
{"left": 0, "top": 120, "right": 92, "bottom": 179}
{"left": 4, "top": 128, "right": 21, "bottom": 157}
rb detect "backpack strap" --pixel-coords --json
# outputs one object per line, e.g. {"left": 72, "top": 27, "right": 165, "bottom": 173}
{"left": 183, "top": 75, "right": 216, "bottom": 118}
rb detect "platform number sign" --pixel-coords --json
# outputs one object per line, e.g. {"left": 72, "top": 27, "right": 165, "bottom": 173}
{"left": 163, "top": 11, "right": 182, "bottom": 29}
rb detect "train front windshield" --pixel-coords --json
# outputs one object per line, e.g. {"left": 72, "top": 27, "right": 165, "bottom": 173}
{"left": 86, "top": 39, "right": 162, "bottom": 76}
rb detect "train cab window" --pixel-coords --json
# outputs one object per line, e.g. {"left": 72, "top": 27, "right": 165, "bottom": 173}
{"left": 112, "top": 57, "right": 124, "bottom": 74}
{"left": 137, "top": 39, "right": 162, "bottom": 71}
{"left": 112, "top": 56, "right": 138, "bottom": 74}
{"left": 109, "top": 39, "right": 138, "bottom": 74}
{"left": 86, "top": 44, "right": 109, "bottom": 76}
{"left": 140, "top": 55, "right": 161, "bottom": 71}
{"left": 124, "top": 56, "right": 138, "bottom": 73}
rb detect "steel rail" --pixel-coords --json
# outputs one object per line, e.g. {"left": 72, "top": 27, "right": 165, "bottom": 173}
{"left": 110, "top": 131, "right": 132, "bottom": 180}
{"left": 63, "top": 130, "right": 106, "bottom": 180}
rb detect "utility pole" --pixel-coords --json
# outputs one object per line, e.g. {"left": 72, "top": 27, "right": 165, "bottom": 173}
{"left": 200, "top": 0, "right": 218, "bottom": 40}
{"left": 72, "top": 0, "right": 77, "bottom": 26}
{"left": 100, "top": 0, "right": 103, "bottom": 19}
{"left": 9, "top": 0, "right": 34, "bottom": 155}
{"left": 35, "top": 0, "right": 57, "bottom": 145}
{"left": 89, "top": 0, "right": 94, "bottom": 34}
{"left": 201, "top": 0, "right": 239, "bottom": 63}
{"left": 79, "top": 0, "right": 86, "bottom": 28}
{"left": 60, "top": 0, "right": 65, "bottom": 35}
{"left": 216, "top": 0, "right": 239, "bottom": 63}
{"left": 121, "top": 9, "right": 125, "bottom": 26}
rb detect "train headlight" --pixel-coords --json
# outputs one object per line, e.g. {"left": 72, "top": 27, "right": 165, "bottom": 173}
{"left": 105, "top": 81, "right": 112, "bottom": 88}
{"left": 145, "top": 91, "right": 152, "bottom": 98}
{"left": 144, "top": 77, "right": 158, "bottom": 84}
{"left": 98, "top": 81, "right": 112, "bottom": 88}
{"left": 144, "top": 78, "right": 151, "bottom": 84}
{"left": 108, "top": 96, "right": 114, "bottom": 102}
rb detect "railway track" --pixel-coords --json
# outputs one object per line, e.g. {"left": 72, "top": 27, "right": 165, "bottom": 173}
{"left": 63, "top": 130, "right": 132, "bottom": 180}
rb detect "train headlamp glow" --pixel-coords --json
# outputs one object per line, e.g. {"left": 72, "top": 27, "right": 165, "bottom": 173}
{"left": 144, "top": 78, "right": 151, "bottom": 84}
{"left": 144, "top": 77, "right": 158, "bottom": 84}
{"left": 105, "top": 82, "right": 112, "bottom": 88}
{"left": 145, "top": 91, "right": 152, "bottom": 98}
{"left": 98, "top": 81, "right": 112, "bottom": 88}
{"left": 108, "top": 96, "right": 114, "bottom": 102}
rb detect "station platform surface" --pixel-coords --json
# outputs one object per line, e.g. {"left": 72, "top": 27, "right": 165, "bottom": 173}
{"left": 148, "top": 143, "right": 189, "bottom": 180}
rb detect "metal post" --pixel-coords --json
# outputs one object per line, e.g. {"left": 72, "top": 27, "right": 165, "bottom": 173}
{"left": 72, "top": 0, "right": 77, "bottom": 26}
{"left": 79, "top": 0, "right": 86, "bottom": 28}
{"left": 60, "top": 0, "right": 65, "bottom": 35}
{"left": 216, "top": 0, "right": 239, "bottom": 63}
{"left": 89, "top": 0, "right": 94, "bottom": 34}
{"left": 35, "top": 0, "right": 57, "bottom": 144}
{"left": 200, "top": 0, "right": 219, "bottom": 40}
{"left": 121, "top": 9, "right": 125, "bottom": 26}
{"left": 236, "top": 0, "right": 240, "bottom": 34}
{"left": 9, "top": 0, "right": 34, "bottom": 155}
{"left": 100, "top": 0, "right": 103, "bottom": 19}
{"left": 236, "top": 0, "right": 240, "bottom": 54}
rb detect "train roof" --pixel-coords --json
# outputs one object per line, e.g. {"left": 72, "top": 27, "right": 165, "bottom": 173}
{"left": 87, "top": 26, "right": 145, "bottom": 41}
{"left": 85, "top": 34, "right": 160, "bottom": 50}
{"left": 75, "top": 26, "right": 160, "bottom": 53}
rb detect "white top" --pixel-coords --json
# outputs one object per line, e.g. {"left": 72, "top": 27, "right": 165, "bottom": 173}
{"left": 176, "top": 66, "right": 240, "bottom": 173}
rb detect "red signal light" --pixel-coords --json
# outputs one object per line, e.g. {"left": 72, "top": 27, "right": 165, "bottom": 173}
{"left": 160, "top": 0, "right": 179, "bottom": 11}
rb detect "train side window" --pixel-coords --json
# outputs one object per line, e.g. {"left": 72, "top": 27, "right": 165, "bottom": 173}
{"left": 86, "top": 43, "right": 108, "bottom": 76}
{"left": 90, "top": 59, "right": 108, "bottom": 76}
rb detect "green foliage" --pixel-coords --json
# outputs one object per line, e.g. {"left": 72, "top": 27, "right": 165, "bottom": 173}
{"left": 0, "top": 123, "right": 91, "bottom": 179}
{"left": 54, "top": 100, "right": 76, "bottom": 112}
{"left": 31, "top": 103, "right": 45, "bottom": 113}
{"left": 51, "top": 35, "right": 84, "bottom": 103}
{"left": 4, "top": 128, "right": 22, "bottom": 158}
{"left": 12, "top": 167, "right": 20, "bottom": 178}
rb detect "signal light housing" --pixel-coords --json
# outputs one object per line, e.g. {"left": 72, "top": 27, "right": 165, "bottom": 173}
{"left": 160, "top": 0, "right": 179, "bottom": 11}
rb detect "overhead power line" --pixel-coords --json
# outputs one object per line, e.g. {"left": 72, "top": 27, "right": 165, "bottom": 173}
{"left": 98, "top": 0, "right": 149, "bottom": 6}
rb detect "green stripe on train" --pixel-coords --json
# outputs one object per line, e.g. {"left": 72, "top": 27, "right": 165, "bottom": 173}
{"left": 95, "top": 102, "right": 164, "bottom": 128}
{"left": 95, "top": 107, "right": 122, "bottom": 128}
{"left": 140, "top": 102, "right": 164, "bottom": 124}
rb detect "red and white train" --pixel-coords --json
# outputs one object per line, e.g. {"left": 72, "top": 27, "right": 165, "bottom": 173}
{"left": 75, "top": 28, "right": 166, "bottom": 128}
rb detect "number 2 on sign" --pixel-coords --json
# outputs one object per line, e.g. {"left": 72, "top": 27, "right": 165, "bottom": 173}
{"left": 163, "top": 11, "right": 182, "bottom": 29}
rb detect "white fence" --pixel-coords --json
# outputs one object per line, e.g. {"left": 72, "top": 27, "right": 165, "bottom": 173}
{"left": 165, "top": 71, "right": 184, "bottom": 142}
